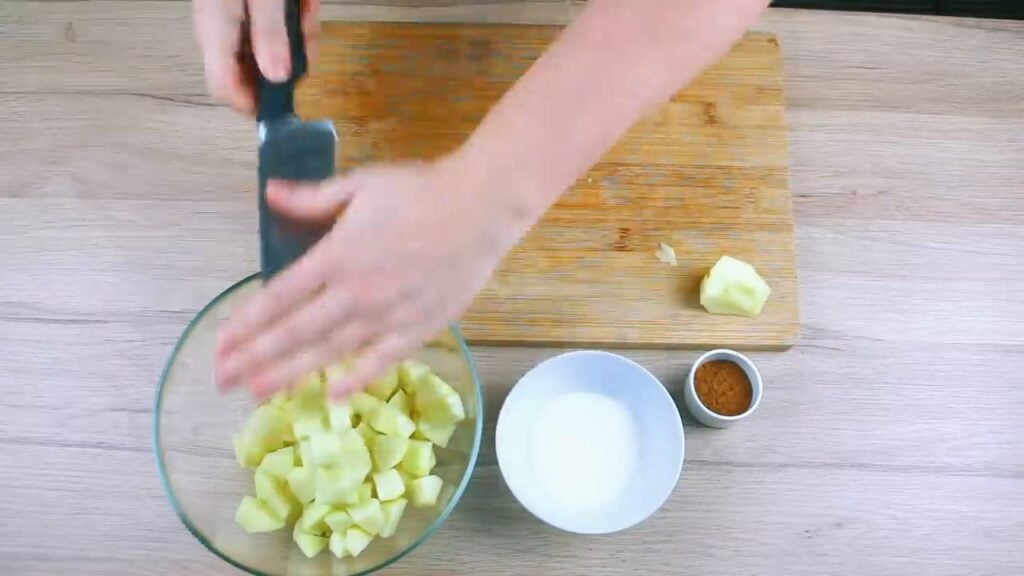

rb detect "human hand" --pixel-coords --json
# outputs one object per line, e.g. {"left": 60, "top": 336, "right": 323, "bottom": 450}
{"left": 192, "top": 0, "right": 320, "bottom": 113}
{"left": 215, "top": 156, "right": 530, "bottom": 399}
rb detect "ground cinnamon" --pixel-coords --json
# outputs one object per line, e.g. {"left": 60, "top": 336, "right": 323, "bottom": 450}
{"left": 694, "top": 360, "right": 752, "bottom": 416}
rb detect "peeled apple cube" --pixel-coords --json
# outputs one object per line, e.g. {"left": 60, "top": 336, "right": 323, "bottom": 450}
{"left": 299, "top": 501, "right": 332, "bottom": 534}
{"left": 387, "top": 390, "right": 411, "bottom": 415}
{"left": 345, "top": 526, "right": 374, "bottom": 558}
{"left": 347, "top": 498, "right": 385, "bottom": 535}
{"left": 260, "top": 478, "right": 301, "bottom": 524}
{"left": 286, "top": 467, "right": 317, "bottom": 504}
{"left": 415, "top": 420, "right": 456, "bottom": 448}
{"left": 398, "top": 359, "right": 432, "bottom": 393}
{"left": 355, "top": 421, "right": 377, "bottom": 445}
{"left": 307, "top": 430, "right": 344, "bottom": 465}
{"left": 290, "top": 372, "right": 326, "bottom": 415}
{"left": 296, "top": 440, "right": 315, "bottom": 467}
{"left": 235, "top": 495, "right": 285, "bottom": 533}
{"left": 371, "top": 436, "right": 409, "bottom": 472}
{"left": 400, "top": 439, "right": 436, "bottom": 477}
{"left": 292, "top": 414, "right": 327, "bottom": 442}
{"left": 373, "top": 469, "right": 406, "bottom": 501}
{"left": 328, "top": 531, "right": 348, "bottom": 559}
{"left": 408, "top": 475, "right": 443, "bottom": 508}
{"left": 233, "top": 434, "right": 263, "bottom": 469}
{"left": 366, "top": 366, "right": 400, "bottom": 400}
{"left": 257, "top": 445, "right": 296, "bottom": 479}
{"left": 241, "top": 404, "right": 291, "bottom": 457}
{"left": 255, "top": 469, "right": 283, "bottom": 501}
{"left": 370, "top": 405, "right": 416, "bottom": 439}
{"left": 294, "top": 531, "right": 328, "bottom": 558}
{"left": 314, "top": 466, "right": 366, "bottom": 505}
{"left": 699, "top": 255, "right": 772, "bottom": 317}
{"left": 357, "top": 481, "right": 373, "bottom": 504}
{"left": 379, "top": 498, "right": 407, "bottom": 538}
{"left": 328, "top": 402, "right": 354, "bottom": 430}
{"left": 339, "top": 430, "right": 373, "bottom": 467}
{"left": 325, "top": 510, "right": 354, "bottom": 533}
{"left": 414, "top": 375, "right": 465, "bottom": 425}
{"left": 351, "top": 392, "right": 384, "bottom": 420}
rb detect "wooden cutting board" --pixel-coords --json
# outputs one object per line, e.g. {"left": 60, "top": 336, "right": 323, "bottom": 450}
{"left": 297, "top": 22, "right": 798, "bottom": 349}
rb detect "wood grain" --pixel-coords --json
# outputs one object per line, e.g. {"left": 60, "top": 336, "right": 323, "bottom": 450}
{"left": 1, "top": 2, "right": 1023, "bottom": 576}
{"left": 297, "top": 23, "right": 799, "bottom": 349}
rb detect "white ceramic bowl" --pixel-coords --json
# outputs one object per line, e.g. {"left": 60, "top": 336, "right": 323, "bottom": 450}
{"left": 495, "top": 351, "right": 684, "bottom": 534}
{"left": 683, "top": 349, "right": 763, "bottom": 428}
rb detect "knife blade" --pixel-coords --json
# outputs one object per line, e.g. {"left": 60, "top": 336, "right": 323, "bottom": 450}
{"left": 254, "top": 0, "right": 337, "bottom": 281}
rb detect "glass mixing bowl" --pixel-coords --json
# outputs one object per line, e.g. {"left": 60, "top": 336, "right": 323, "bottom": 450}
{"left": 154, "top": 274, "right": 483, "bottom": 576}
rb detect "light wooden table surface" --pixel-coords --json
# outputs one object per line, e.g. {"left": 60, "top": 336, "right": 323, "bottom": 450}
{"left": 1, "top": 2, "right": 1022, "bottom": 575}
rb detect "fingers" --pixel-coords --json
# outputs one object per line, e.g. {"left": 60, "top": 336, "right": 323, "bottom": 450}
{"left": 249, "top": 320, "right": 376, "bottom": 398}
{"left": 194, "top": 0, "right": 255, "bottom": 113}
{"left": 301, "top": 0, "right": 321, "bottom": 64}
{"left": 329, "top": 334, "right": 408, "bottom": 399}
{"left": 246, "top": 0, "right": 290, "bottom": 82}
{"left": 216, "top": 244, "right": 329, "bottom": 374}
{"left": 218, "top": 287, "right": 353, "bottom": 390}
{"left": 267, "top": 174, "right": 361, "bottom": 224}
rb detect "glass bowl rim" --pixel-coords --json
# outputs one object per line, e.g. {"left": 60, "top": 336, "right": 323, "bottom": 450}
{"left": 152, "top": 272, "right": 484, "bottom": 576}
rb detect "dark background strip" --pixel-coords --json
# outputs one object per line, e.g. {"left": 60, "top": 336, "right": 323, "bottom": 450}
{"left": 772, "top": 0, "right": 1024, "bottom": 19}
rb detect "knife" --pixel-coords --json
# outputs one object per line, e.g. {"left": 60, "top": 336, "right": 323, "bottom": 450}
{"left": 254, "top": 0, "right": 337, "bottom": 280}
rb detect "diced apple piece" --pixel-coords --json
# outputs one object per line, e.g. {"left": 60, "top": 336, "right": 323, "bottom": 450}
{"left": 398, "top": 359, "right": 432, "bottom": 394}
{"left": 267, "top": 491, "right": 301, "bottom": 525}
{"left": 292, "top": 413, "right": 327, "bottom": 441}
{"left": 299, "top": 501, "right": 332, "bottom": 534}
{"left": 351, "top": 392, "right": 384, "bottom": 421}
{"left": 255, "top": 471, "right": 301, "bottom": 523}
{"left": 379, "top": 498, "right": 407, "bottom": 538}
{"left": 257, "top": 445, "right": 296, "bottom": 479}
{"left": 396, "top": 468, "right": 416, "bottom": 487}
{"left": 339, "top": 429, "right": 372, "bottom": 466}
{"left": 370, "top": 404, "right": 416, "bottom": 439}
{"left": 241, "top": 404, "right": 291, "bottom": 456}
{"left": 345, "top": 526, "right": 374, "bottom": 558}
{"left": 233, "top": 433, "right": 263, "bottom": 469}
{"left": 325, "top": 510, "right": 354, "bottom": 533}
{"left": 414, "top": 375, "right": 465, "bottom": 425}
{"left": 294, "top": 532, "right": 328, "bottom": 558}
{"left": 414, "top": 420, "right": 456, "bottom": 448}
{"left": 314, "top": 466, "right": 367, "bottom": 505}
{"left": 408, "top": 475, "right": 443, "bottom": 508}
{"left": 371, "top": 436, "right": 409, "bottom": 472}
{"left": 373, "top": 469, "right": 406, "bottom": 502}
{"left": 366, "top": 366, "right": 400, "bottom": 400}
{"left": 347, "top": 498, "right": 385, "bottom": 535}
{"left": 286, "top": 466, "right": 317, "bottom": 504}
{"left": 355, "top": 421, "right": 377, "bottom": 445}
{"left": 328, "top": 402, "right": 354, "bottom": 430}
{"left": 235, "top": 495, "right": 285, "bottom": 533}
{"left": 255, "top": 469, "right": 280, "bottom": 501}
{"left": 290, "top": 372, "right": 325, "bottom": 415}
{"left": 387, "top": 389, "right": 410, "bottom": 415}
{"left": 328, "top": 531, "right": 348, "bottom": 559}
{"left": 357, "top": 481, "right": 373, "bottom": 503}
{"left": 296, "top": 440, "right": 314, "bottom": 467}
{"left": 307, "top": 430, "right": 344, "bottom": 465}
{"left": 399, "top": 440, "right": 436, "bottom": 477}
{"left": 699, "top": 255, "right": 772, "bottom": 317}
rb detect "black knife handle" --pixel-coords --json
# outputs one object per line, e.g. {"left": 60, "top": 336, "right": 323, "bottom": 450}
{"left": 256, "top": 0, "right": 307, "bottom": 121}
